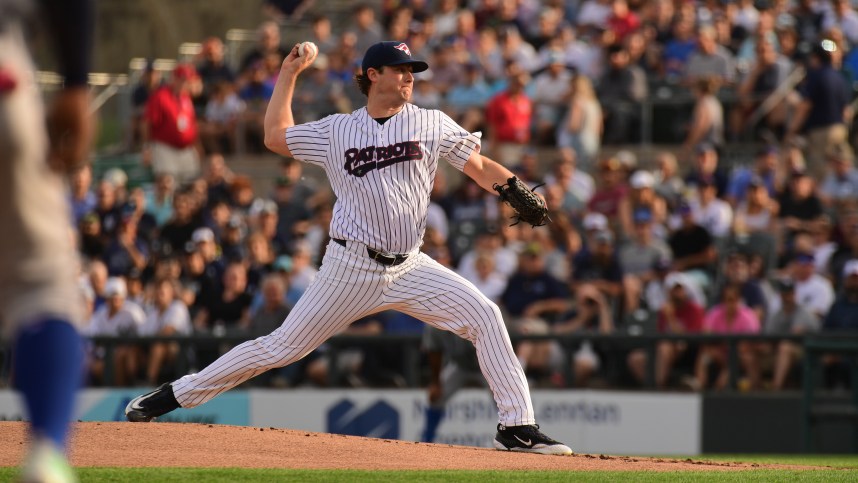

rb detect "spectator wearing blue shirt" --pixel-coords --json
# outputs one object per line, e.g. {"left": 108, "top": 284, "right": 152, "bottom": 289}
{"left": 571, "top": 230, "right": 624, "bottom": 303}
{"left": 446, "top": 63, "right": 494, "bottom": 132}
{"left": 501, "top": 243, "right": 570, "bottom": 379}
{"left": 103, "top": 210, "right": 149, "bottom": 277}
{"left": 662, "top": 19, "right": 697, "bottom": 80}
{"left": 726, "top": 145, "right": 780, "bottom": 206}
{"left": 819, "top": 145, "right": 858, "bottom": 209}
{"left": 786, "top": 40, "right": 853, "bottom": 180}
{"left": 823, "top": 260, "right": 858, "bottom": 331}
{"left": 69, "top": 165, "right": 97, "bottom": 224}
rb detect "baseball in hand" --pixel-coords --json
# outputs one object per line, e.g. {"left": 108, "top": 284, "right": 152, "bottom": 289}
{"left": 298, "top": 42, "right": 318, "bottom": 59}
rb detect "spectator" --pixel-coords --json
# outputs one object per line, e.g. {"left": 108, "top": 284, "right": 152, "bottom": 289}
{"left": 445, "top": 63, "right": 493, "bottom": 132}
{"left": 195, "top": 37, "right": 236, "bottom": 108}
{"left": 619, "top": 170, "right": 668, "bottom": 240}
{"left": 685, "top": 25, "right": 737, "bottom": 84}
{"left": 684, "top": 143, "right": 729, "bottom": 197}
{"left": 485, "top": 65, "right": 532, "bottom": 164}
{"left": 653, "top": 151, "right": 686, "bottom": 209}
{"left": 587, "top": 157, "right": 629, "bottom": 231}
{"left": 777, "top": 170, "right": 825, "bottom": 241}
{"left": 662, "top": 19, "right": 697, "bottom": 80}
{"left": 249, "top": 274, "right": 291, "bottom": 336}
{"left": 819, "top": 145, "right": 858, "bottom": 209}
{"left": 94, "top": 179, "right": 122, "bottom": 240}
{"left": 194, "top": 261, "right": 252, "bottom": 332}
{"left": 141, "top": 278, "right": 191, "bottom": 384}
{"left": 103, "top": 208, "right": 148, "bottom": 277}
{"left": 79, "top": 213, "right": 106, "bottom": 261}
{"left": 131, "top": 60, "right": 162, "bottom": 148}
{"left": 628, "top": 272, "right": 704, "bottom": 387}
{"left": 766, "top": 277, "right": 819, "bottom": 389}
{"left": 143, "top": 64, "right": 201, "bottom": 184}
{"left": 501, "top": 243, "right": 569, "bottom": 377}
{"left": 160, "top": 190, "right": 201, "bottom": 256}
{"left": 599, "top": 44, "right": 647, "bottom": 144}
{"left": 734, "top": 0, "right": 761, "bottom": 35}
{"left": 822, "top": 0, "right": 858, "bottom": 46}
{"left": 619, "top": 208, "right": 672, "bottom": 314}
{"left": 731, "top": 36, "right": 793, "bottom": 139}
{"left": 717, "top": 251, "right": 768, "bottom": 322}
{"left": 240, "top": 21, "right": 290, "bottom": 77}
{"left": 788, "top": 252, "right": 835, "bottom": 320}
{"left": 145, "top": 173, "right": 175, "bottom": 228}
{"left": 309, "top": 14, "right": 337, "bottom": 55}
{"left": 239, "top": 60, "right": 276, "bottom": 153}
{"left": 543, "top": 159, "right": 594, "bottom": 219}
{"left": 531, "top": 51, "right": 572, "bottom": 144}
{"left": 553, "top": 284, "right": 615, "bottom": 386}
{"left": 201, "top": 81, "right": 244, "bottom": 154}
{"left": 605, "top": 0, "right": 640, "bottom": 45}
{"left": 571, "top": 230, "right": 624, "bottom": 302}
{"left": 736, "top": 10, "right": 780, "bottom": 68}
{"left": 692, "top": 284, "right": 761, "bottom": 391}
{"left": 727, "top": 145, "right": 781, "bottom": 207}
{"left": 786, "top": 40, "right": 853, "bottom": 180}
{"left": 86, "top": 277, "right": 146, "bottom": 386}
{"left": 464, "top": 251, "right": 508, "bottom": 303}
{"left": 683, "top": 76, "right": 724, "bottom": 153}
{"left": 692, "top": 179, "right": 733, "bottom": 240}
{"left": 69, "top": 165, "right": 96, "bottom": 224}
{"left": 669, "top": 201, "right": 717, "bottom": 292}
{"left": 823, "top": 260, "right": 858, "bottom": 330}
{"left": 733, "top": 177, "right": 779, "bottom": 238}
{"left": 457, "top": 229, "right": 518, "bottom": 281}
{"left": 246, "top": 231, "right": 275, "bottom": 293}
{"left": 498, "top": 26, "right": 540, "bottom": 72}
{"left": 557, "top": 74, "right": 603, "bottom": 168}
{"left": 577, "top": 0, "right": 613, "bottom": 32}
{"left": 293, "top": 54, "right": 348, "bottom": 122}
{"left": 349, "top": 3, "right": 383, "bottom": 54}
{"left": 286, "top": 240, "right": 318, "bottom": 305}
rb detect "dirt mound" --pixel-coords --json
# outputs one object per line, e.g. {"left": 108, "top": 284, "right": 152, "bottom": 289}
{"left": 0, "top": 422, "right": 802, "bottom": 471}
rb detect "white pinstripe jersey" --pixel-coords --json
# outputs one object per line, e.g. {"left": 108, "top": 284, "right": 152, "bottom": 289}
{"left": 286, "top": 103, "right": 481, "bottom": 254}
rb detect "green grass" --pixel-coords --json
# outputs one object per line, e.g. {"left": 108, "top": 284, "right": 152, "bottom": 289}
{"left": 0, "top": 467, "right": 856, "bottom": 483}
{"left": 690, "top": 454, "right": 858, "bottom": 469}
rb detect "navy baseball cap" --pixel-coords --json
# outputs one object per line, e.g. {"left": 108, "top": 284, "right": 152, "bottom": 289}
{"left": 361, "top": 41, "right": 429, "bottom": 73}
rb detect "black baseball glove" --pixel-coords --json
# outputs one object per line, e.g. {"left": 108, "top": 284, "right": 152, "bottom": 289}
{"left": 493, "top": 176, "right": 551, "bottom": 227}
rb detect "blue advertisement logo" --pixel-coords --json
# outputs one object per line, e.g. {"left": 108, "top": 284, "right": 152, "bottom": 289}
{"left": 80, "top": 389, "right": 249, "bottom": 425}
{"left": 327, "top": 399, "right": 399, "bottom": 439}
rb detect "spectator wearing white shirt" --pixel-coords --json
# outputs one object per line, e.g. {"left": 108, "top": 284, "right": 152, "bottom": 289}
{"left": 823, "top": 0, "right": 858, "bottom": 45}
{"left": 531, "top": 50, "right": 573, "bottom": 143}
{"left": 86, "top": 277, "right": 146, "bottom": 386}
{"left": 819, "top": 145, "right": 858, "bottom": 208}
{"left": 692, "top": 178, "right": 733, "bottom": 239}
{"left": 142, "top": 278, "right": 191, "bottom": 384}
{"left": 464, "top": 252, "right": 508, "bottom": 303}
{"left": 458, "top": 230, "right": 519, "bottom": 282}
{"left": 789, "top": 252, "right": 835, "bottom": 320}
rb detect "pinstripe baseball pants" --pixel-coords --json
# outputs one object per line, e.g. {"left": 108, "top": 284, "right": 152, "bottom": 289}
{"left": 172, "top": 238, "right": 535, "bottom": 426}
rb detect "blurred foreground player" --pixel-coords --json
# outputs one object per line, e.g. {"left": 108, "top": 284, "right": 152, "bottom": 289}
{"left": 1, "top": 0, "right": 95, "bottom": 481}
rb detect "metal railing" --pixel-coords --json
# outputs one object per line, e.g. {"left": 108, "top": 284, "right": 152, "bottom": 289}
{"left": 65, "top": 333, "right": 858, "bottom": 390}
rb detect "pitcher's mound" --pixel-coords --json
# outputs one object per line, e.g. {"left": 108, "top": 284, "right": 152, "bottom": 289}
{"left": 0, "top": 422, "right": 793, "bottom": 471}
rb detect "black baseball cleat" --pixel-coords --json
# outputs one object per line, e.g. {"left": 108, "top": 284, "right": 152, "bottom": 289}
{"left": 493, "top": 424, "right": 573, "bottom": 455}
{"left": 125, "top": 383, "right": 181, "bottom": 422}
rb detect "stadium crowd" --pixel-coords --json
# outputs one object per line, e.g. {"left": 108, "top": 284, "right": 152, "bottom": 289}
{"left": 58, "top": 0, "right": 858, "bottom": 391}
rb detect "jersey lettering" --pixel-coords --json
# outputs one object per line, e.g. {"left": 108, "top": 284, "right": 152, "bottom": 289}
{"left": 344, "top": 140, "right": 423, "bottom": 177}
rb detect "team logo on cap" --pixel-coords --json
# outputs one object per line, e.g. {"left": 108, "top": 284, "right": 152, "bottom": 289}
{"left": 394, "top": 43, "right": 411, "bottom": 56}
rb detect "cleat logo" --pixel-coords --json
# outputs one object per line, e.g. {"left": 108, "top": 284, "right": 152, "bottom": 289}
{"left": 514, "top": 435, "right": 533, "bottom": 447}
